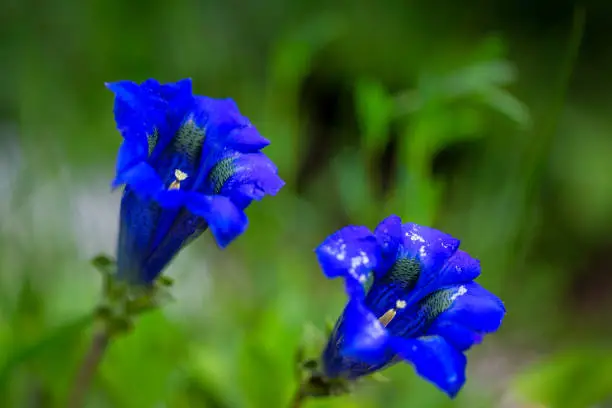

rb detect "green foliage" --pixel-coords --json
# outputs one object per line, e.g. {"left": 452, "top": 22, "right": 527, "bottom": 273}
{"left": 513, "top": 349, "right": 612, "bottom": 408}
{"left": 355, "top": 79, "right": 395, "bottom": 154}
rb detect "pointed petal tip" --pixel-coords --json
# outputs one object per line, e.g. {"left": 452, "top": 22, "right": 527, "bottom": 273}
{"left": 266, "top": 177, "right": 285, "bottom": 196}
{"left": 110, "top": 177, "right": 124, "bottom": 190}
{"left": 186, "top": 194, "right": 249, "bottom": 249}
{"left": 444, "top": 384, "right": 462, "bottom": 399}
{"left": 392, "top": 336, "right": 467, "bottom": 399}
{"left": 384, "top": 214, "right": 402, "bottom": 223}
{"left": 105, "top": 80, "right": 127, "bottom": 92}
{"left": 105, "top": 81, "right": 119, "bottom": 93}
{"left": 315, "top": 225, "right": 380, "bottom": 282}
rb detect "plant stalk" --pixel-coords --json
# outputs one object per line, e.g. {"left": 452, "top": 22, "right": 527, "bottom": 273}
{"left": 289, "top": 387, "right": 308, "bottom": 408}
{"left": 66, "top": 327, "right": 110, "bottom": 408}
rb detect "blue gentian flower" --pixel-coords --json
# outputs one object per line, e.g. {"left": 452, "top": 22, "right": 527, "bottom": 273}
{"left": 107, "top": 78, "right": 284, "bottom": 284}
{"left": 315, "top": 215, "right": 505, "bottom": 397}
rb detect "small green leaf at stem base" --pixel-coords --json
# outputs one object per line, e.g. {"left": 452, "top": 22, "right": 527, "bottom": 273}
{"left": 295, "top": 356, "right": 351, "bottom": 399}
{"left": 90, "top": 253, "right": 175, "bottom": 336}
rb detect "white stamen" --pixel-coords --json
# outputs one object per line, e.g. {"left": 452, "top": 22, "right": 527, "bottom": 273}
{"left": 169, "top": 169, "right": 189, "bottom": 190}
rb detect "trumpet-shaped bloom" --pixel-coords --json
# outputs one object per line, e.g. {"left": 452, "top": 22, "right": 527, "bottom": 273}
{"left": 108, "top": 78, "right": 284, "bottom": 284}
{"left": 315, "top": 215, "right": 505, "bottom": 397}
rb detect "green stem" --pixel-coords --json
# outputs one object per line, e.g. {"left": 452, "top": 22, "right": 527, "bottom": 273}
{"left": 289, "top": 387, "right": 308, "bottom": 408}
{"left": 66, "top": 326, "right": 111, "bottom": 408}
{"left": 522, "top": 6, "right": 585, "bottom": 190}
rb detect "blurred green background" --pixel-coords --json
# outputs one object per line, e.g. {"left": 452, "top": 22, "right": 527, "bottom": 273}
{"left": 2, "top": 0, "right": 612, "bottom": 407}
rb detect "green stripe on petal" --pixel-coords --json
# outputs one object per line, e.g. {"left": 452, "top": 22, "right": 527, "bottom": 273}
{"left": 174, "top": 119, "right": 206, "bottom": 164}
{"left": 208, "top": 156, "right": 235, "bottom": 194}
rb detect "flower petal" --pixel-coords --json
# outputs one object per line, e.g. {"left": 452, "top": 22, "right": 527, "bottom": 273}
{"left": 155, "top": 189, "right": 190, "bottom": 209}
{"left": 315, "top": 225, "right": 381, "bottom": 286}
{"left": 431, "top": 282, "right": 505, "bottom": 344}
{"left": 426, "top": 320, "right": 483, "bottom": 352}
{"left": 209, "top": 152, "right": 284, "bottom": 209}
{"left": 115, "top": 138, "right": 149, "bottom": 175}
{"left": 196, "top": 96, "right": 246, "bottom": 139}
{"left": 225, "top": 125, "right": 270, "bottom": 151}
{"left": 186, "top": 194, "right": 247, "bottom": 248}
{"left": 340, "top": 298, "right": 391, "bottom": 365}
{"left": 402, "top": 223, "right": 460, "bottom": 295}
{"left": 392, "top": 335, "right": 467, "bottom": 398}
{"left": 192, "top": 97, "right": 252, "bottom": 171}
{"left": 140, "top": 208, "right": 208, "bottom": 283}
{"left": 116, "top": 189, "right": 162, "bottom": 283}
{"left": 434, "top": 250, "right": 482, "bottom": 287}
{"left": 148, "top": 78, "right": 193, "bottom": 101}
{"left": 373, "top": 214, "right": 403, "bottom": 273}
{"left": 107, "top": 78, "right": 194, "bottom": 149}
{"left": 113, "top": 162, "right": 164, "bottom": 197}
{"left": 106, "top": 80, "right": 165, "bottom": 140}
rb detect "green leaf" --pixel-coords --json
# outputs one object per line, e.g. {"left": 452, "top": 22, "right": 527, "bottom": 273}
{"left": 0, "top": 314, "right": 93, "bottom": 404}
{"left": 270, "top": 13, "right": 343, "bottom": 88}
{"left": 355, "top": 78, "right": 394, "bottom": 153}
{"left": 186, "top": 344, "right": 237, "bottom": 408}
{"left": 90, "top": 254, "right": 115, "bottom": 272}
{"left": 100, "top": 311, "right": 188, "bottom": 408}
{"left": 332, "top": 149, "right": 375, "bottom": 222}
{"left": 481, "top": 86, "right": 531, "bottom": 128}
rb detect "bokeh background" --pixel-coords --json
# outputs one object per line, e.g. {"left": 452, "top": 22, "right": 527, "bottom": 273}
{"left": 2, "top": 0, "right": 612, "bottom": 407}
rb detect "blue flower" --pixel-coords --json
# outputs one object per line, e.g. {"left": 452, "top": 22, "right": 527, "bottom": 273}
{"left": 107, "top": 78, "right": 284, "bottom": 284}
{"left": 315, "top": 215, "right": 505, "bottom": 397}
